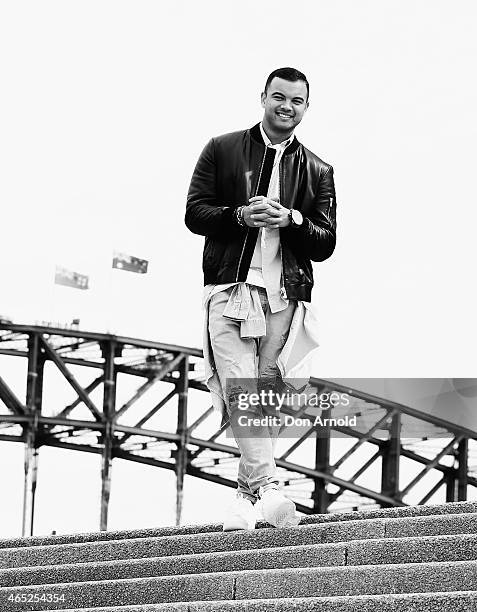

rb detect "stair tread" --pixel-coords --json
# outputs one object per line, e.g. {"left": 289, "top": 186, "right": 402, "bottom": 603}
{"left": 30, "top": 591, "right": 477, "bottom": 612}
{"left": 2, "top": 558, "right": 476, "bottom": 589}
{"left": 1, "top": 500, "right": 475, "bottom": 550}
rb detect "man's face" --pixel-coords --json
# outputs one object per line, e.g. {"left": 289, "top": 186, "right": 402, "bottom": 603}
{"left": 261, "top": 77, "right": 309, "bottom": 135}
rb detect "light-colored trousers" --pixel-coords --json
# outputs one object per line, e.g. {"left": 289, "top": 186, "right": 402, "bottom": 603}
{"left": 208, "top": 286, "right": 296, "bottom": 503}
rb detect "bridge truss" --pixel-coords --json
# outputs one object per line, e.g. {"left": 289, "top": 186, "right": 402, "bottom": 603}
{"left": 0, "top": 323, "right": 476, "bottom": 536}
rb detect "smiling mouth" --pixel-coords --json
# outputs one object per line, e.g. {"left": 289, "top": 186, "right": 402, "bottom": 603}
{"left": 277, "top": 112, "right": 293, "bottom": 119}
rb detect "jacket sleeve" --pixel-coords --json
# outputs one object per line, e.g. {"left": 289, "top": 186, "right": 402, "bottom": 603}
{"left": 283, "top": 164, "right": 337, "bottom": 262}
{"left": 185, "top": 138, "right": 245, "bottom": 239}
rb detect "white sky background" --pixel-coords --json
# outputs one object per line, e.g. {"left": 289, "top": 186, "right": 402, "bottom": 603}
{"left": 0, "top": 0, "right": 476, "bottom": 536}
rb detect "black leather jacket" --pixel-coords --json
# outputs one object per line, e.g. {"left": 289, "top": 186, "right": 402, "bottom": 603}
{"left": 185, "top": 123, "right": 337, "bottom": 301}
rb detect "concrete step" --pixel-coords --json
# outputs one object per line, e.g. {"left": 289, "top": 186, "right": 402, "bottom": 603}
{"left": 30, "top": 590, "right": 477, "bottom": 612}
{"left": 1, "top": 500, "right": 475, "bottom": 550}
{"left": 2, "top": 533, "right": 477, "bottom": 587}
{"left": 1, "top": 560, "right": 476, "bottom": 611}
{"left": 1, "top": 512, "right": 476, "bottom": 570}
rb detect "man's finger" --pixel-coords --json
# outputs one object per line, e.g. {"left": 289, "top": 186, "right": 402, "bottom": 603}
{"left": 249, "top": 196, "right": 279, "bottom": 207}
{"left": 249, "top": 203, "right": 271, "bottom": 212}
{"left": 251, "top": 209, "right": 280, "bottom": 219}
{"left": 250, "top": 212, "right": 272, "bottom": 220}
{"left": 249, "top": 201, "right": 281, "bottom": 211}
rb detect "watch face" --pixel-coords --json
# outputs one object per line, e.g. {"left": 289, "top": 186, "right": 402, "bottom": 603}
{"left": 291, "top": 209, "right": 302, "bottom": 225}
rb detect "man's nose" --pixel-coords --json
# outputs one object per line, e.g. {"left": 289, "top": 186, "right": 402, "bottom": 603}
{"left": 279, "top": 100, "right": 293, "bottom": 111}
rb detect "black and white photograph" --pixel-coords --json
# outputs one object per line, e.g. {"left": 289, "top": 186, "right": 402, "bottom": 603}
{"left": 0, "top": 1, "right": 476, "bottom": 610}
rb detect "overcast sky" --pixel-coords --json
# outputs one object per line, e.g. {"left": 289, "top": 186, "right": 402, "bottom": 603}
{"left": 1, "top": 0, "right": 476, "bottom": 536}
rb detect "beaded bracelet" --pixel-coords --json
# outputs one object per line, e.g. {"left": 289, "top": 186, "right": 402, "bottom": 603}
{"left": 235, "top": 205, "right": 246, "bottom": 227}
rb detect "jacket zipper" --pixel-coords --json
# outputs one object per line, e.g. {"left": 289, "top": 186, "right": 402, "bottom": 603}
{"left": 279, "top": 156, "right": 285, "bottom": 209}
{"left": 279, "top": 158, "right": 287, "bottom": 290}
{"left": 235, "top": 147, "right": 267, "bottom": 282}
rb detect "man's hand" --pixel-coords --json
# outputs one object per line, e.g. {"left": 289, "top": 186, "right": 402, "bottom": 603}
{"left": 243, "top": 196, "right": 290, "bottom": 229}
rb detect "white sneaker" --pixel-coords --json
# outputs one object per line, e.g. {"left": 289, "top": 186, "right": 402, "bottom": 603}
{"left": 222, "top": 495, "right": 257, "bottom": 531}
{"left": 261, "top": 489, "right": 300, "bottom": 528}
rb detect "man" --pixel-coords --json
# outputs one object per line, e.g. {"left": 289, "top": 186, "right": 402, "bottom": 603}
{"left": 185, "top": 67, "right": 337, "bottom": 530}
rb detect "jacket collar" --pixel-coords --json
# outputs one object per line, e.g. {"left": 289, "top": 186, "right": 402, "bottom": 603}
{"left": 250, "top": 122, "right": 300, "bottom": 155}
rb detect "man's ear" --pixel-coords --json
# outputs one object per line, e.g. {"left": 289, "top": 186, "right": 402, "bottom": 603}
{"left": 261, "top": 91, "right": 266, "bottom": 108}
{"left": 305, "top": 100, "right": 310, "bottom": 112}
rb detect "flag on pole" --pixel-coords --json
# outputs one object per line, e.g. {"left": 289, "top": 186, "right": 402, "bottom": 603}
{"left": 112, "top": 251, "right": 148, "bottom": 274}
{"left": 54, "top": 266, "right": 89, "bottom": 290}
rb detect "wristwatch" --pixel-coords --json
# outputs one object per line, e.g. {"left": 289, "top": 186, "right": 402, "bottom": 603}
{"left": 288, "top": 209, "right": 303, "bottom": 227}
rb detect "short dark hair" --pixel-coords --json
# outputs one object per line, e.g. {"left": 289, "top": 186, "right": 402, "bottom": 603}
{"left": 264, "top": 67, "right": 309, "bottom": 100}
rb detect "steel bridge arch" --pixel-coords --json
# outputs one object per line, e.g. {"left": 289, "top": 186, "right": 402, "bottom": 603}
{"left": 0, "top": 323, "right": 475, "bottom": 536}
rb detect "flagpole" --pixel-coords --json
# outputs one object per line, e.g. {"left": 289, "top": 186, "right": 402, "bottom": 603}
{"left": 108, "top": 251, "right": 149, "bottom": 335}
{"left": 106, "top": 253, "right": 114, "bottom": 335}
{"left": 53, "top": 266, "right": 90, "bottom": 328}
{"left": 50, "top": 268, "right": 56, "bottom": 326}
